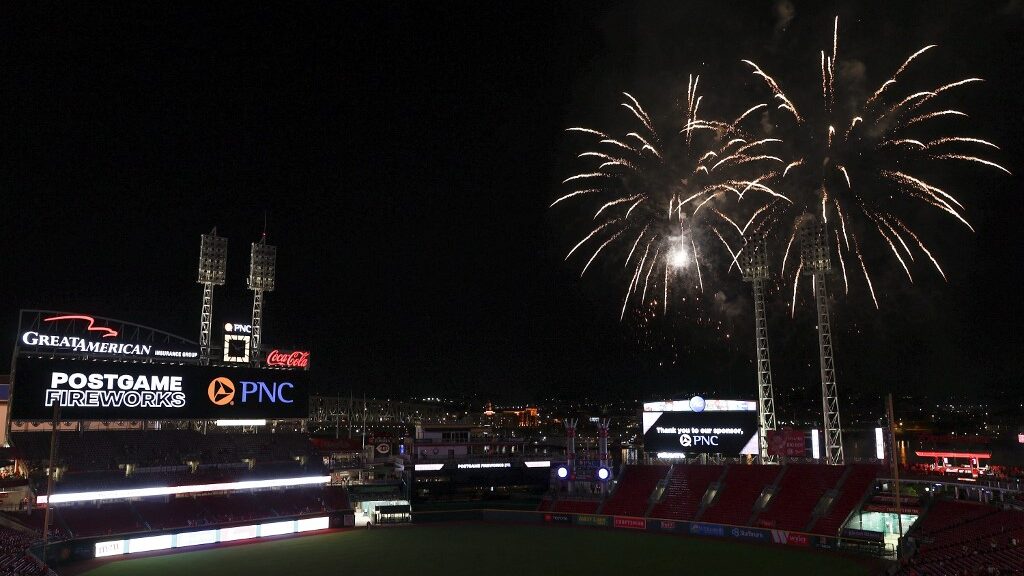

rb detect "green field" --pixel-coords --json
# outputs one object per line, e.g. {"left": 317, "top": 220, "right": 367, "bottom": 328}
{"left": 81, "top": 523, "right": 881, "bottom": 576}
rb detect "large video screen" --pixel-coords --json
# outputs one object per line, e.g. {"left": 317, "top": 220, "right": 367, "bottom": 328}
{"left": 10, "top": 358, "right": 308, "bottom": 420}
{"left": 642, "top": 410, "right": 759, "bottom": 455}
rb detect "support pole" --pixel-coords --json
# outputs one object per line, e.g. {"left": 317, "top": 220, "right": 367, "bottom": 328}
{"left": 248, "top": 238, "right": 276, "bottom": 366}
{"left": 41, "top": 404, "right": 61, "bottom": 566}
{"left": 887, "top": 394, "right": 903, "bottom": 548}
{"left": 597, "top": 418, "right": 610, "bottom": 468}
{"left": 801, "top": 220, "right": 844, "bottom": 465}
{"left": 197, "top": 230, "right": 227, "bottom": 365}
{"left": 200, "top": 283, "right": 213, "bottom": 364}
{"left": 251, "top": 289, "right": 264, "bottom": 364}
{"left": 565, "top": 419, "right": 577, "bottom": 494}
{"left": 742, "top": 234, "right": 777, "bottom": 464}
{"left": 814, "top": 271, "right": 843, "bottom": 465}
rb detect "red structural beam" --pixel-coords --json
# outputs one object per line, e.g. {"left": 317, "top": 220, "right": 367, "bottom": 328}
{"left": 915, "top": 451, "right": 992, "bottom": 459}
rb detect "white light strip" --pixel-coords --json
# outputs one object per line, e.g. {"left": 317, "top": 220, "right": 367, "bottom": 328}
{"left": 875, "top": 427, "right": 885, "bottom": 460}
{"left": 413, "top": 463, "right": 444, "bottom": 471}
{"left": 216, "top": 419, "right": 267, "bottom": 426}
{"left": 811, "top": 429, "right": 821, "bottom": 460}
{"left": 38, "top": 476, "right": 331, "bottom": 504}
{"left": 95, "top": 516, "right": 330, "bottom": 558}
{"left": 523, "top": 461, "right": 551, "bottom": 468}
{"left": 456, "top": 462, "right": 510, "bottom": 469}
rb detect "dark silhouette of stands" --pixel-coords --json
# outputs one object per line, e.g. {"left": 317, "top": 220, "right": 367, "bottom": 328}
{"left": 537, "top": 462, "right": 891, "bottom": 537}
{"left": 902, "top": 500, "right": 1024, "bottom": 575}
{"left": 599, "top": 465, "right": 668, "bottom": 517}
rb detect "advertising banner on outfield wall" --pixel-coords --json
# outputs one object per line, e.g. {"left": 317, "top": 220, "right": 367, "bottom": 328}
{"left": 770, "top": 529, "right": 811, "bottom": 547}
{"left": 574, "top": 515, "right": 611, "bottom": 528}
{"left": 612, "top": 516, "right": 645, "bottom": 530}
{"left": 11, "top": 358, "right": 308, "bottom": 420}
{"left": 649, "top": 519, "right": 686, "bottom": 532}
{"left": 543, "top": 514, "right": 572, "bottom": 524}
{"left": 688, "top": 522, "right": 727, "bottom": 538}
{"left": 728, "top": 526, "right": 770, "bottom": 543}
{"left": 841, "top": 528, "right": 885, "bottom": 543}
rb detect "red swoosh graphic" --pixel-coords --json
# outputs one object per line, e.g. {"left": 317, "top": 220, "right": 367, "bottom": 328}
{"left": 43, "top": 315, "right": 119, "bottom": 338}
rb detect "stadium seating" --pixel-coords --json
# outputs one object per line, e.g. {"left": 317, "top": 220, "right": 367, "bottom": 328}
{"left": 133, "top": 497, "right": 213, "bottom": 530}
{"left": 903, "top": 502, "right": 1024, "bottom": 575}
{"left": 322, "top": 486, "right": 353, "bottom": 511}
{"left": 912, "top": 499, "right": 995, "bottom": 536}
{"left": 261, "top": 489, "right": 327, "bottom": 517}
{"left": 196, "top": 493, "right": 277, "bottom": 524}
{"left": 0, "top": 526, "right": 53, "bottom": 576}
{"left": 811, "top": 464, "right": 882, "bottom": 535}
{"left": 600, "top": 465, "right": 668, "bottom": 517}
{"left": 757, "top": 463, "right": 845, "bottom": 531}
{"left": 649, "top": 465, "right": 723, "bottom": 521}
{"left": 700, "top": 464, "right": 781, "bottom": 526}
{"left": 11, "top": 431, "right": 312, "bottom": 474}
{"left": 57, "top": 502, "right": 143, "bottom": 537}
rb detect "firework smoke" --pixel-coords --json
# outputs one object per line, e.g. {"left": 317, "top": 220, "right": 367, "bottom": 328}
{"left": 743, "top": 17, "right": 1009, "bottom": 309}
{"left": 555, "top": 78, "right": 783, "bottom": 319}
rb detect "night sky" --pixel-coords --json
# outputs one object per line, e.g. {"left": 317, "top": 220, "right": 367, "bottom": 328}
{"left": 1, "top": 2, "right": 1020, "bottom": 418}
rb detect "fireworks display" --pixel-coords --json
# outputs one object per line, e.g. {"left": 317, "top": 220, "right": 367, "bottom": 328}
{"left": 557, "top": 16, "right": 1009, "bottom": 323}
{"left": 554, "top": 77, "right": 785, "bottom": 320}
{"left": 742, "top": 17, "right": 1010, "bottom": 313}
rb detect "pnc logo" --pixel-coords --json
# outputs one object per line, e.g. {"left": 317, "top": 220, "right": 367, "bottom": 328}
{"left": 207, "top": 376, "right": 295, "bottom": 406}
{"left": 208, "top": 377, "right": 236, "bottom": 405}
{"left": 679, "top": 434, "right": 692, "bottom": 447}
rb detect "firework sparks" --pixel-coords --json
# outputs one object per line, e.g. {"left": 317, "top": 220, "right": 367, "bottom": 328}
{"left": 557, "top": 81, "right": 780, "bottom": 319}
{"left": 742, "top": 17, "right": 1006, "bottom": 308}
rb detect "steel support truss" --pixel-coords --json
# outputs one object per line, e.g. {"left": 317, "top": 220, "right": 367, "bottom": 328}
{"left": 200, "top": 283, "right": 213, "bottom": 364}
{"left": 801, "top": 221, "right": 844, "bottom": 465}
{"left": 251, "top": 289, "right": 264, "bottom": 364}
{"left": 742, "top": 234, "right": 777, "bottom": 464}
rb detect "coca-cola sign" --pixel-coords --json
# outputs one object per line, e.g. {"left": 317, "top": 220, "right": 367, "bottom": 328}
{"left": 266, "top": 350, "right": 310, "bottom": 369}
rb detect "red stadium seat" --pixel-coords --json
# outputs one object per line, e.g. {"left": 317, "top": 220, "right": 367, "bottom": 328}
{"left": 811, "top": 464, "right": 882, "bottom": 535}
{"left": 905, "top": 501, "right": 1024, "bottom": 575}
{"left": 600, "top": 465, "right": 668, "bottom": 517}
{"left": 700, "top": 464, "right": 781, "bottom": 526}
{"left": 756, "top": 464, "right": 845, "bottom": 531}
{"left": 649, "top": 465, "right": 723, "bottom": 521}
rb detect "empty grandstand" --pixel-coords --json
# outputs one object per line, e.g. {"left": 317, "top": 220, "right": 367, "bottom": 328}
{"left": 649, "top": 465, "right": 724, "bottom": 521}
{"left": 599, "top": 465, "right": 668, "bottom": 517}
{"left": 901, "top": 501, "right": 1024, "bottom": 574}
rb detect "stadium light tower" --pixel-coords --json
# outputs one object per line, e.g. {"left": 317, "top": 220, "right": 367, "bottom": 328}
{"left": 799, "top": 217, "right": 844, "bottom": 465}
{"left": 197, "top": 229, "right": 228, "bottom": 364}
{"left": 248, "top": 235, "right": 277, "bottom": 365}
{"left": 596, "top": 418, "right": 610, "bottom": 469}
{"left": 564, "top": 419, "right": 577, "bottom": 493}
{"left": 740, "top": 233, "right": 777, "bottom": 464}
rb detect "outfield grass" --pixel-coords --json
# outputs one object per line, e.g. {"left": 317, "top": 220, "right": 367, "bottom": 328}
{"left": 83, "top": 524, "right": 879, "bottom": 576}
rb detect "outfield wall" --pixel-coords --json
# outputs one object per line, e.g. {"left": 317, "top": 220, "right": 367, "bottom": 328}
{"left": 412, "top": 508, "right": 890, "bottom": 556}
{"left": 33, "top": 510, "right": 355, "bottom": 566}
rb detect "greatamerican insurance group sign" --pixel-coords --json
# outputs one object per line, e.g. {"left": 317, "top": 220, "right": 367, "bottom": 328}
{"left": 11, "top": 358, "right": 309, "bottom": 420}
{"left": 18, "top": 313, "right": 198, "bottom": 360}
